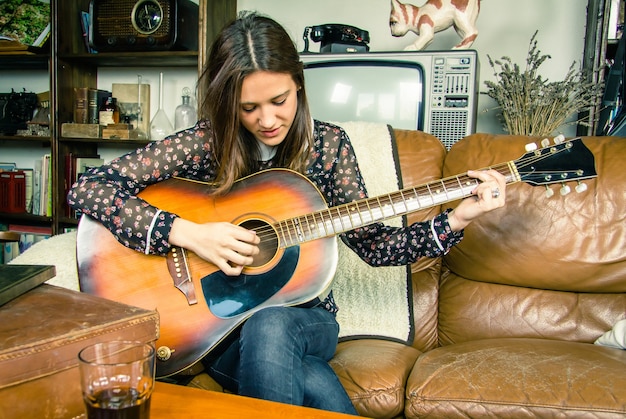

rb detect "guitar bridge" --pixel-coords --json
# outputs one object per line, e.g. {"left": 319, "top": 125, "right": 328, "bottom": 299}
{"left": 167, "top": 247, "right": 197, "bottom": 305}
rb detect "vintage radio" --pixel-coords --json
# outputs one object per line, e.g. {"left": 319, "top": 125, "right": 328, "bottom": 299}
{"left": 88, "top": 0, "right": 198, "bottom": 52}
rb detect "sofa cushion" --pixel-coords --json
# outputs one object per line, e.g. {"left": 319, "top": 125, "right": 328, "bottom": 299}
{"left": 442, "top": 134, "right": 626, "bottom": 293}
{"left": 406, "top": 338, "right": 626, "bottom": 418}
{"left": 438, "top": 273, "right": 626, "bottom": 345}
{"left": 440, "top": 134, "right": 626, "bottom": 345}
{"left": 394, "top": 128, "right": 446, "bottom": 353}
{"left": 331, "top": 339, "right": 420, "bottom": 418}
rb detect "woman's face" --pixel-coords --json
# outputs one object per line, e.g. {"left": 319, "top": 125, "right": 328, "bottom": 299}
{"left": 239, "top": 71, "right": 299, "bottom": 147}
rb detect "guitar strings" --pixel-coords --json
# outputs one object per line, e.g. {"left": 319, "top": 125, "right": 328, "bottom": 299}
{"left": 248, "top": 143, "right": 572, "bottom": 249}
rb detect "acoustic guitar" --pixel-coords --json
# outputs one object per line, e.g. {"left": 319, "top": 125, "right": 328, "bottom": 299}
{"left": 77, "top": 137, "right": 597, "bottom": 378}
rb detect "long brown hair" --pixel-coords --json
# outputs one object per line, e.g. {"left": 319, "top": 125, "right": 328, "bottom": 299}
{"left": 198, "top": 11, "right": 313, "bottom": 195}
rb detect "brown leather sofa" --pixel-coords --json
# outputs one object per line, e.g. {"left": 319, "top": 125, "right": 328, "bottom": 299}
{"left": 329, "top": 131, "right": 626, "bottom": 418}
{"left": 187, "top": 129, "right": 625, "bottom": 417}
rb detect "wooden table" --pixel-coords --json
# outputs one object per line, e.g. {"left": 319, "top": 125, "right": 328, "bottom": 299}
{"left": 151, "top": 381, "right": 358, "bottom": 418}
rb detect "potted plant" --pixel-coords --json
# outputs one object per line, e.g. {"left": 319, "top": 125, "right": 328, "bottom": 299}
{"left": 483, "top": 31, "right": 602, "bottom": 136}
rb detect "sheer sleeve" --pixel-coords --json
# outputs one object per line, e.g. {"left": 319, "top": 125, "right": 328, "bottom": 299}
{"left": 308, "top": 121, "right": 464, "bottom": 267}
{"left": 67, "top": 120, "right": 216, "bottom": 255}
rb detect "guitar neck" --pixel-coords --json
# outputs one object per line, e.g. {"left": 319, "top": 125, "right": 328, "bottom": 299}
{"left": 277, "top": 161, "right": 518, "bottom": 247}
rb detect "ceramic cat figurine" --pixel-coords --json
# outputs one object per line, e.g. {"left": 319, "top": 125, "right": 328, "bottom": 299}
{"left": 389, "top": 0, "right": 480, "bottom": 50}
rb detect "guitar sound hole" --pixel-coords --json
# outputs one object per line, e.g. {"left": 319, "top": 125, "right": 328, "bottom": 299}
{"left": 239, "top": 219, "right": 278, "bottom": 268}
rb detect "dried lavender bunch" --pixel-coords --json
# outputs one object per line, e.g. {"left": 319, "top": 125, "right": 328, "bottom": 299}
{"left": 484, "top": 31, "right": 602, "bottom": 136}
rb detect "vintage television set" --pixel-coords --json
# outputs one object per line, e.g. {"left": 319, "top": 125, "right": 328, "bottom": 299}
{"left": 300, "top": 51, "right": 479, "bottom": 149}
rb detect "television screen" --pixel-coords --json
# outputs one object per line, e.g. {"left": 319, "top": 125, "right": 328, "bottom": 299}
{"left": 303, "top": 61, "right": 424, "bottom": 130}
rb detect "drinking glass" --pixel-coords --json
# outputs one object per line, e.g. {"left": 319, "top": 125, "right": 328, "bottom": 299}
{"left": 78, "top": 341, "right": 155, "bottom": 419}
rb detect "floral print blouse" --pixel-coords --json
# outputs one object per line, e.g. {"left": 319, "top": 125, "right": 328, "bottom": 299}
{"left": 68, "top": 119, "right": 463, "bottom": 312}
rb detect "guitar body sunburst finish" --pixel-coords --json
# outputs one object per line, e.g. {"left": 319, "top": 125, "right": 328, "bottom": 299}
{"left": 77, "top": 169, "right": 338, "bottom": 378}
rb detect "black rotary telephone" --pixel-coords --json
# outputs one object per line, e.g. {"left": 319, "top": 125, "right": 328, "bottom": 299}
{"left": 302, "top": 24, "right": 370, "bottom": 53}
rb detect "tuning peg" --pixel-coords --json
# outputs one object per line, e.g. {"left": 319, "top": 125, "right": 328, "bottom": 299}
{"left": 545, "top": 186, "right": 554, "bottom": 198}
{"left": 541, "top": 138, "right": 551, "bottom": 148}
{"left": 554, "top": 134, "right": 565, "bottom": 144}
{"left": 560, "top": 183, "right": 571, "bottom": 196}
{"left": 575, "top": 181, "right": 588, "bottom": 193}
{"left": 525, "top": 143, "right": 538, "bottom": 152}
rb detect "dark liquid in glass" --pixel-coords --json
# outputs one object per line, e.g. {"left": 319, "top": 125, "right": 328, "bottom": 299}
{"left": 85, "top": 388, "right": 151, "bottom": 419}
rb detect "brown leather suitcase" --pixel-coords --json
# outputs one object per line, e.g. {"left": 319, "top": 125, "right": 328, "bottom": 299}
{"left": 0, "top": 284, "right": 159, "bottom": 419}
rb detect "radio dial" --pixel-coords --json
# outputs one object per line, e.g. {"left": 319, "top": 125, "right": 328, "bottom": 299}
{"left": 132, "top": 0, "right": 164, "bottom": 35}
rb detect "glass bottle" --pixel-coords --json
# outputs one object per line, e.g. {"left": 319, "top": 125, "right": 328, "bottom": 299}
{"left": 174, "top": 87, "right": 196, "bottom": 130}
{"left": 150, "top": 72, "right": 173, "bottom": 140}
{"left": 99, "top": 97, "right": 120, "bottom": 126}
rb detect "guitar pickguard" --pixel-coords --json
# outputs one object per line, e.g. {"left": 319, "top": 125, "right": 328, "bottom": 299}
{"left": 201, "top": 246, "right": 301, "bottom": 318}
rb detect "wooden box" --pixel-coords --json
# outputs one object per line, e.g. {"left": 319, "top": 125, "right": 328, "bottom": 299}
{"left": 61, "top": 123, "right": 100, "bottom": 138}
{"left": 0, "top": 284, "right": 159, "bottom": 418}
{"left": 102, "top": 123, "right": 132, "bottom": 140}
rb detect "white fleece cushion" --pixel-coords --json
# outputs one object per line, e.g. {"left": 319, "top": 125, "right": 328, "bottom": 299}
{"left": 595, "top": 318, "right": 626, "bottom": 350}
{"left": 8, "top": 230, "right": 79, "bottom": 291}
{"left": 331, "top": 121, "right": 412, "bottom": 343}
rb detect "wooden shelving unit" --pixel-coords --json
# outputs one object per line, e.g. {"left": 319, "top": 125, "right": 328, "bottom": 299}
{"left": 0, "top": 0, "right": 237, "bottom": 236}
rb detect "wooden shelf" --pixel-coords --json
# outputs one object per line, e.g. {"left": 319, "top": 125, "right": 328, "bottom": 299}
{"left": 0, "top": 53, "right": 49, "bottom": 70}
{"left": 59, "top": 137, "right": 151, "bottom": 146}
{"left": 0, "top": 213, "right": 52, "bottom": 225}
{"left": 58, "top": 51, "right": 198, "bottom": 67}
{"left": 0, "top": 135, "right": 51, "bottom": 143}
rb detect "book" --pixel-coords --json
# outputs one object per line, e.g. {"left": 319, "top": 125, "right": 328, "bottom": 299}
{"left": 80, "top": 11, "right": 95, "bottom": 53}
{"left": 32, "top": 159, "right": 42, "bottom": 216}
{"left": 0, "top": 265, "right": 56, "bottom": 306}
{"left": 64, "top": 154, "right": 103, "bottom": 217}
{"left": 31, "top": 22, "right": 51, "bottom": 48}
{"left": 45, "top": 155, "right": 52, "bottom": 217}
{"left": 0, "top": 162, "right": 16, "bottom": 172}
{"left": 8, "top": 224, "right": 53, "bottom": 235}
{"left": 75, "top": 157, "right": 104, "bottom": 177}
{"left": 40, "top": 154, "right": 50, "bottom": 216}
{"left": 16, "top": 168, "right": 34, "bottom": 213}
{"left": 73, "top": 87, "right": 89, "bottom": 124}
{"left": 18, "top": 234, "right": 35, "bottom": 254}
{"left": 87, "top": 89, "right": 111, "bottom": 124}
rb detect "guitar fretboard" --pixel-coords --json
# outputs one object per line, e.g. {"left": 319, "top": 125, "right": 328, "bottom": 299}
{"left": 275, "top": 161, "right": 518, "bottom": 247}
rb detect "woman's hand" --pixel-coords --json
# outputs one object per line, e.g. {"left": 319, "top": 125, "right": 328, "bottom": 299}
{"left": 169, "top": 218, "right": 260, "bottom": 276}
{"left": 448, "top": 169, "right": 507, "bottom": 232}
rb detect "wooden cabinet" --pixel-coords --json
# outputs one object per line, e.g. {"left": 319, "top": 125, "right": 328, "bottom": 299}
{"left": 0, "top": 0, "right": 236, "bottom": 236}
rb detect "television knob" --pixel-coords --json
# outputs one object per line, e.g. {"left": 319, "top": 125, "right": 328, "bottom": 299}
{"left": 106, "top": 37, "right": 117, "bottom": 46}
{"left": 126, "top": 36, "right": 137, "bottom": 45}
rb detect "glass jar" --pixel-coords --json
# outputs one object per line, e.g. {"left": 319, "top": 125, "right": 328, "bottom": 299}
{"left": 174, "top": 87, "right": 196, "bottom": 130}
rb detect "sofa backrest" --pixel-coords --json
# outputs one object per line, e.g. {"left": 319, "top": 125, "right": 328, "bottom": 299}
{"left": 439, "top": 134, "right": 626, "bottom": 345}
{"left": 393, "top": 129, "right": 446, "bottom": 352}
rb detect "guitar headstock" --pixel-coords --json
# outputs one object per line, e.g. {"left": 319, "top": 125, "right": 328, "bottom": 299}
{"left": 514, "top": 135, "right": 597, "bottom": 197}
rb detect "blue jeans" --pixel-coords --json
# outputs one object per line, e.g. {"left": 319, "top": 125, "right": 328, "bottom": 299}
{"left": 206, "top": 306, "right": 358, "bottom": 415}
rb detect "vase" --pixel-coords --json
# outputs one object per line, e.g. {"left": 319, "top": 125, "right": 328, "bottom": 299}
{"left": 150, "top": 72, "right": 173, "bottom": 141}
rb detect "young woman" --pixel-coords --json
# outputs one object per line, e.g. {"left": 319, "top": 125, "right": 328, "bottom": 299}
{"left": 68, "top": 11, "right": 506, "bottom": 415}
